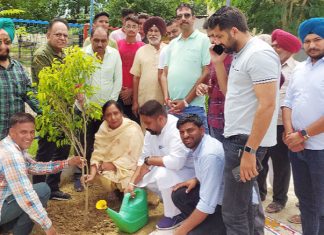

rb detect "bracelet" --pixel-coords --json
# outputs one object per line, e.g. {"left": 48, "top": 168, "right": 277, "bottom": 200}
{"left": 183, "top": 99, "right": 189, "bottom": 107}
{"left": 129, "top": 182, "right": 137, "bottom": 187}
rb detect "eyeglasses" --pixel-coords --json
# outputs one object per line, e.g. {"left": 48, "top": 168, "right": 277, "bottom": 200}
{"left": 125, "top": 25, "right": 138, "bottom": 30}
{"left": 53, "top": 33, "right": 68, "bottom": 39}
{"left": 0, "top": 39, "right": 11, "bottom": 46}
{"left": 176, "top": 13, "right": 192, "bottom": 20}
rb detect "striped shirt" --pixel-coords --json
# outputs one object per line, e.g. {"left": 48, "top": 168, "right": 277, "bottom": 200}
{"left": 0, "top": 136, "right": 68, "bottom": 230}
{"left": 0, "top": 58, "right": 39, "bottom": 140}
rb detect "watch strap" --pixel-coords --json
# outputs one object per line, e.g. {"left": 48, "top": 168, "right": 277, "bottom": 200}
{"left": 244, "top": 145, "right": 257, "bottom": 155}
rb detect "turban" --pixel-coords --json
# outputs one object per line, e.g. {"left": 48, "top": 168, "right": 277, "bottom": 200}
{"left": 0, "top": 18, "right": 15, "bottom": 42}
{"left": 143, "top": 17, "right": 166, "bottom": 36}
{"left": 298, "top": 18, "right": 324, "bottom": 43}
{"left": 271, "top": 29, "right": 301, "bottom": 53}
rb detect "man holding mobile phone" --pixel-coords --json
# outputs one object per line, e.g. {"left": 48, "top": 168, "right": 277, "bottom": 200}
{"left": 207, "top": 6, "right": 280, "bottom": 235}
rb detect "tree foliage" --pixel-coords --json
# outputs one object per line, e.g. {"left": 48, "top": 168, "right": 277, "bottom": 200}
{"left": 208, "top": 0, "right": 324, "bottom": 35}
{"left": 105, "top": 0, "right": 207, "bottom": 27}
{"left": 35, "top": 46, "right": 102, "bottom": 154}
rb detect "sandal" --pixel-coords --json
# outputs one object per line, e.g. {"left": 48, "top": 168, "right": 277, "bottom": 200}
{"left": 265, "top": 202, "right": 284, "bottom": 213}
{"left": 288, "top": 214, "right": 301, "bottom": 224}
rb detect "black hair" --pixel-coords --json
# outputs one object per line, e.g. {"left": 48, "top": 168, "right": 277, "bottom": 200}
{"left": 121, "top": 8, "right": 136, "bottom": 18}
{"left": 166, "top": 18, "right": 177, "bottom": 27}
{"left": 207, "top": 6, "right": 248, "bottom": 32}
{"left": 48, "top": 18, "right": 69, "bottom": 31}
{"left": 176, "top": 114, "right": 203, "bottom": 129}
{"left": 94, "top": 12, "right": 110, "bottom": 22}
{"left": 176, "top": 3, "right": 195, "bottom": 16}
{"left": 102, "top": 100, "right": 123, "bottom": 115}
{"left": 138, "top": 13, "right": 149, "bottom": 20}
{"left": 90, "top": 26, "right": 108, "bottom": 38}
{"left": 9, "top": 112, "right": 35, "bottom": 128}
{"left": 139, "top": 100, "right": 167, "bottom": 118}
{"left": 124, "top": 15, "right": 140, "bottom": 25}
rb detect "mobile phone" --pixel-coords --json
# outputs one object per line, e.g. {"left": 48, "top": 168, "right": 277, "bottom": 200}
{"left": 212, "top": 44, "right": 224, "bottom": 55}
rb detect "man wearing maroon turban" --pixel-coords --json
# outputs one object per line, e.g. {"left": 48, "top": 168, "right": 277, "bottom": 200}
{"left": 258, "top": 29, "right": 302, "bottom": 214}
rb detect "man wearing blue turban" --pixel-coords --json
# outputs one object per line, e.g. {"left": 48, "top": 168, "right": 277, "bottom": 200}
{"left": 282, "top": 17, "right": 324, "bottom": 235}
{"left": 0, "top": 18, "right": 39, "bottom": 139}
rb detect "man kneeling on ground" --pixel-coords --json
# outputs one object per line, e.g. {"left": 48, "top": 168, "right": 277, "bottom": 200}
{"left": 0, "top": 112, "right": 83, "bottom": 235}
{"left": 172, "top": 114, "right": 226, "bottom": 235}
{"left": 125, "top": 100, "right": 195, "bottom": 230}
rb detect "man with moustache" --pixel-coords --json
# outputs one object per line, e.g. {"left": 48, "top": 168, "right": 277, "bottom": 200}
{"left": 0, "top": 18, "right": 39, "bottom": 140}
{"left": 158, "top": 19, "right": 181, "bottom": 105}
{"left": 117, "top": 16, "right": 144, "bottom": 123}
{"left": 73, "top": 26, "right": 122, "bottom": 192}
{"left": 83, "top": 12, "right": 118, "bottom": 49}
{"left": 164, "top": 3, "right": 210, "bottom": 131}
{"left": 32, "top": 18, "right": 72, "bottom": 201}
{"left": 0, "top": 113, "right": 84, "bottom": 235}
{"left": 207, "top": 6, "right": 280, "bottom": 234}
{"left": 257, "top": 29, "right": 302, "bottom": 213}
{"left": 131, "top": 17, "right": 166, "bottom": 117}
{"left": 125, "top": 100, "right": 195, "bottom": 230}
{"left": 172, "top": 114, "right": 226, "bottom": 235}
{"left": 282, "top": 18, "right": 324, "bottom": 235}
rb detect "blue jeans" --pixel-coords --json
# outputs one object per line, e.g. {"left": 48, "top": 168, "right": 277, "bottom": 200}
{"left": 289, "top": 150, "right": 324, "bottom": 235}
{"left": 171, "top": 105, "right": 209, "bottom": 133}
{"left": 222, "top": 135, "right": 267, "bottom": 235}
{"left": 0, "top": 183, "right": 51, "bottom": 235}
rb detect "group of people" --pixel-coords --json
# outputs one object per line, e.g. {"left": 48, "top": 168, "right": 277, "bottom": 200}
{"left": 0, "top": 2, "right": 323, "bottom": 235}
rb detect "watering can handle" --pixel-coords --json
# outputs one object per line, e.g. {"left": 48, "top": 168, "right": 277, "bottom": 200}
{"left": 124, "top": 188, "right": 142, "bottom": 202}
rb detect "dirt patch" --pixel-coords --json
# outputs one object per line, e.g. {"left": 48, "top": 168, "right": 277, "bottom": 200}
{"left": 31, "top": 183, "right": 163, "bottom": 235}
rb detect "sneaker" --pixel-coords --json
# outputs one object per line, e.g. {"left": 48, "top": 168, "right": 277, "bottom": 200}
{"left": 50, "top": 190, "right": 71, "bottom": 201}
{"left": 156, "top": 214, "right": 184, "bottom": 230}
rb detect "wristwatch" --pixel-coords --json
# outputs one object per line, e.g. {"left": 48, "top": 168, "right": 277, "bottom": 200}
{"left": 183, "top": 99, "right": 189, "bottom": 107}
{"left": 243, "top": 145, "right": 257, "bottom": 155}
{"left": 299, "top": 129, "right": 310, "bottom": 140}
{"left": 144, "top": 156, "right": 150, "bottom": 166}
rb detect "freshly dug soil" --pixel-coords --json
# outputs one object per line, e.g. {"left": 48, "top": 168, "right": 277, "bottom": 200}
{"left": 31, "top": 183, "right": 163, "bottom": 235}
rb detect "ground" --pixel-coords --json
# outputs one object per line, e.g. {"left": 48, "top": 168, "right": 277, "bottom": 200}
{"left": 31, "top": 167, "right": 302, "bottom": 235}
{"left": 31, "top": 170, "right": 163, "bottom": 235}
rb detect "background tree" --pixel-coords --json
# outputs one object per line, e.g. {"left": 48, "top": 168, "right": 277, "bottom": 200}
{"left": 208, "top": 0, "right": 324, "bottom": 34}
{"left": 105, "top": 0, "right": 207, "bottom": 27}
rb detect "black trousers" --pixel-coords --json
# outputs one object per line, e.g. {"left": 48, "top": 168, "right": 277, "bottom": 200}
{"left": 257, "top": 125, "right": 291, "bottom": 206}
{"left": 74, "top": 118, "right": 102, "bottom": 179}
{"left": 172, "top": 186, "right": 227, "bottom": 235}
{"left": 32, "top": 136, "right": 70, "bottom": 192}
{"left": 117, "top": 98, "right": 140, "bottom": 124}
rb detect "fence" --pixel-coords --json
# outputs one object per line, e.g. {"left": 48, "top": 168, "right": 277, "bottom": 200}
{"left": 10, "top": 18, "right": 84, "bottom": 69}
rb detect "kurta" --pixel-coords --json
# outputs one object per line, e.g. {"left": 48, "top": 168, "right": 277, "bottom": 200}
{"left": 90, "top": 118, "right": 144, "bottom": 189}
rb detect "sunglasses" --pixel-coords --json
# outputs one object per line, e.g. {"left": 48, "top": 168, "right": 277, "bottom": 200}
{"left": 176, "top": 13, "right": 192, "bottom": 20}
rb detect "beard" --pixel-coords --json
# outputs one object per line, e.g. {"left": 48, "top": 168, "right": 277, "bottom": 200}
{"left": 307, "top": 49, "right": 324, "bottom": 61}
{"left": 148, "top": 35, "right": 161, "bottom": 47}
{"left": 222, "top": 32, "right": 238, "bottom": 54}
{"left": 146, "top": 128, "right": 160, "bottom": 135}
{"left": 0, "top": 48, "right": 9, "bottom": 61}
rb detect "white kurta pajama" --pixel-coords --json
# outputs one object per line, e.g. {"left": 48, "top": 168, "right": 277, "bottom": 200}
{"left": 137, "top": 115, "right": 195, "bottom": 217}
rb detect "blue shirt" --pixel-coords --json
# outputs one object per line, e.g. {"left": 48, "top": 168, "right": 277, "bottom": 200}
{"left": 283, "top": 57, "right": 324, "bottom": 150}
{"left": 191, "top": 134, "right": 225, "bottom": 214}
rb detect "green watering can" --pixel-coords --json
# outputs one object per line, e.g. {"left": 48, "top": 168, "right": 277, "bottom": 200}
{"left": 106, "top": 188, "right": 148, "bottom": 233}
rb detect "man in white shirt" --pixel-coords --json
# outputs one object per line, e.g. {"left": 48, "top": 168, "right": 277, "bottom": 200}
{"left": 74, "top": 26, "right": 122, "bottom": 192}
{"left": 282, "top": 17, "right": 324, "bottom": 235}
{"left": 125, "top": 100, "right": 195, "bottom": 230}
{"left": 258, "top": 29, "right": 301, "bottom": 213}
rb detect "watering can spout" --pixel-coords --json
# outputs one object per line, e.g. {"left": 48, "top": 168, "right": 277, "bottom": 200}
{"left": 106, "top": 207, "right": 122, "bottom": 221}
